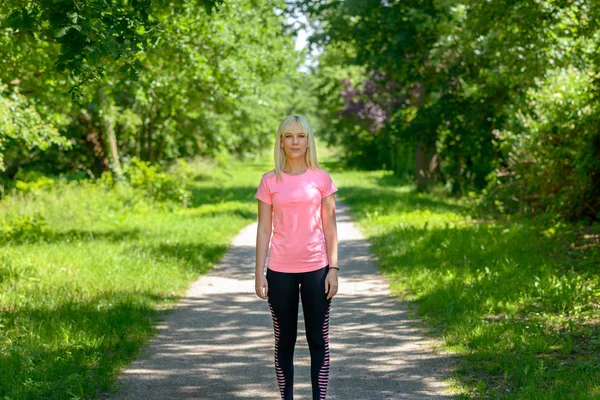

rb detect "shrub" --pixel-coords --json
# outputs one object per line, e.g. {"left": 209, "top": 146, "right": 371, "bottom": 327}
{"left": 121, "top": 158, "right": 193, "bottom": 207}
{"left": 485, "top": 67, "right": 600, "bottom": 221}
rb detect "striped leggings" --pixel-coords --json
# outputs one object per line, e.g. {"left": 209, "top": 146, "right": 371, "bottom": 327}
{"left": 267, "top": 266, "right": 332, "bottom": 400}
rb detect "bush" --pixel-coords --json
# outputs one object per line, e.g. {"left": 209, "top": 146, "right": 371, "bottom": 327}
{"left": 0, "top": 213, "right": 47, "bottom": 244}
{"left": 485, "top": 67, "right": 600, "bottom": 221}
{"left": 14, "top": 170, "right": 58, "bottom": 195}
{"left": 120, "top": 158, "right": 193, "bottom": 207}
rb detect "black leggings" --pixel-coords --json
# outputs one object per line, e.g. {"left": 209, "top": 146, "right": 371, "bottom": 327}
{"left": 266, "top": 266, "right": 332, "bottom": 400}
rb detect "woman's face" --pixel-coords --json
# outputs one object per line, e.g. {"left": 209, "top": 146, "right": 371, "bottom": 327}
{"left": 280, "top": 124, "right": 308, "bottom": 160}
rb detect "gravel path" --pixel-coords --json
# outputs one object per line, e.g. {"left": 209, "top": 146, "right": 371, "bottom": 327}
{"left": 110, "top": 203, "right": 456, "bottom": 399}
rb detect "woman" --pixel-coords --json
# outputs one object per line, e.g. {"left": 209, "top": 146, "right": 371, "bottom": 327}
{"left": 254, "top": 115, "right": 339, "bottom": 400}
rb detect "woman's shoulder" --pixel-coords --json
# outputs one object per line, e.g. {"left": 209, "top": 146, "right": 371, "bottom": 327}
{"left": 310, "top": 167, "right": 332, "bottom": 179}
{"left": 261, "top": 170, "right": 277, "bottom": 180}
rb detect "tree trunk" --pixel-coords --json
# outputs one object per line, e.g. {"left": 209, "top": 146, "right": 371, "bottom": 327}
{"left": 105, "top": 119, "right": 122, "bottom": 175}
{"left": 587, "top": 131, "right": 600, "bottom": 220}
{"left": 415, "top": 141, "right": 439, "bottom": 191}
{"left": 412, "top": 82, "right": 435, "bottom": 191}
{"left": 139, "top": 119, "right": 146, "bottom": 160}
{"left": 98, "top": 87, "right": 122, "bottom": 176}
{"left": 80, "top": 110, "right": 110, "bottom": 172}
{"left": 147, "top": 122, "right": 153, "bottom": 163}
{"left": 415, "top": 141, "right": 428, "bottom": 190}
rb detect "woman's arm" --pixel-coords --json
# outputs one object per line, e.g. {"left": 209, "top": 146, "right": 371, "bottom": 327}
{"left": 322, "top": 193, "right": 338, "bottom": 268}
{"left": 255, "top": 200, "right": 272, "bottom": 299}
{"left": 322, "top": 193, "right": 339, "bottom": 299}
{"left": 256, "top": 200, "right": 272, "bottom": 275}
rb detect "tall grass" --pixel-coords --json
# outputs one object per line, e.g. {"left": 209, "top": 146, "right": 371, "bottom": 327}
{"left": 0, "top": 157, "right": 269, "bottom": 399}
{"left": 329, "top": 165, "right": 600, "bottom": 399}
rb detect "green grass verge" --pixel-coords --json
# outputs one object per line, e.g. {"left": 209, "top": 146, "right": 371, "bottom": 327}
{"left": 329, "top": 165, "right": 600, "bottom": 399}
{"left": 0, "top": 157, "right": 270, "bottom": 399}
{"left": 2, "top": 152, "right": 599, "bottom": 399}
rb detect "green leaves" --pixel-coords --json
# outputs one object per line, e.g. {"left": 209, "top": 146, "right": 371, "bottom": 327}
{"left": 1, "top": 0, "right": 223, "bottom": 79}
{"left": 0, "top": 0, "right": 299, "bottom": 177}
{"left": 0, "top": 83, "right": 70, "bottom": 171}
{"left": 490, "top": 67, "right": 600, "bottom": 220}
{"left": 304, "top": 0, "right": 600, "bottom": 220}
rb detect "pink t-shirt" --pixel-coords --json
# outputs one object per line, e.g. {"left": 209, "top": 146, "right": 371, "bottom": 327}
{"left": 255, "top": 167, "right": 338, "bottom": 273}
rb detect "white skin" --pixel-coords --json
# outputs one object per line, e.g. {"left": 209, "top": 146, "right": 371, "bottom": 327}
{"left": 255, "top": 124, "right": 339, "bottom": 300}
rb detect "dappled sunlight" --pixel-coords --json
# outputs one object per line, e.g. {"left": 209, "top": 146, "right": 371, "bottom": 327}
{"left": 340, "top": 179, "right": 600, "bottom": 397}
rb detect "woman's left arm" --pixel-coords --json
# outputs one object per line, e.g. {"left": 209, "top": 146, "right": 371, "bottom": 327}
{"left": 322, "top": 193, "right": 338, "bottom": 300}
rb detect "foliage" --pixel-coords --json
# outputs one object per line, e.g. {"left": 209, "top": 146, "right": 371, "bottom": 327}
{"left": 0, "top": 0, "right": 223, "bottom": 83}
{"left": 120, "top": 158, "right": 194, "bottom": 206}
{"left": 300, "top": 0, "right": 600, "bottom": 221}
{"left": 488, "top": 67, "right": 600, "bottom": 220}
{"left": 0, "top": 83, "right": 70, "bottom": 171}
{"left": 301, "top": 0, "right": 449, "bottom": 173}
{"left": 0, "top": 0, "right": 300, "bottom": 180}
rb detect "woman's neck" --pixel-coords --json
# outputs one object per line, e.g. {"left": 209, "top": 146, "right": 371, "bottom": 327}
{"left": 283, "top": 159, "right": 308, "bottom": 174}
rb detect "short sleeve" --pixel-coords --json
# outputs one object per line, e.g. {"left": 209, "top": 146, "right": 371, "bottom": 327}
{"left": 255, "top": 175, "right": 272, "bottom": 205}
{"left": 320, "top": 172, "right": 338, "bottom": 198}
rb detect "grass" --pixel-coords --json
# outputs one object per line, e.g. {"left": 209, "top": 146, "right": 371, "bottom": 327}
{"left": 0, "top": 157, "right": 270, "bottom": 399}
{"left": 2, "top": 152, "right": 599, "bottom": 399}
{"left": 328, "top": 164, "right": 600, "bottom": 399}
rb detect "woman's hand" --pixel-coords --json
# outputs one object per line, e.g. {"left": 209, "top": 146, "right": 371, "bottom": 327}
{"left": 255, "top": 274, "right": 269, "bottom": 300}
{"left": 325, "top": 269, "right": 338, "bottom": 300}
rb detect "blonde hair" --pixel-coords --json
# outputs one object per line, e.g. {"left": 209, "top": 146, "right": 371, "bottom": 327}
{"left": 273, "top": 115, "right": 320, "bottom": 179}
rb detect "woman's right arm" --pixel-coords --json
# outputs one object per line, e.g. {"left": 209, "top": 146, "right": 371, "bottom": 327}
{"left": 255, "top": 200, "right": 272, "bottom": 299}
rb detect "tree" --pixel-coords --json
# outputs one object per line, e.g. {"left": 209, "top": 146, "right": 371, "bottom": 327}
{"left": 1, "top": 0, "right": 224, "bottom": 85}
{"left": 300, "top": 0, "right": 600, "bottom": 221}
{"left": 0, "top": 0, "right": 301, "bottom": 178}
{"left": 0, "top": 83, "right": 70, "bottom": 172}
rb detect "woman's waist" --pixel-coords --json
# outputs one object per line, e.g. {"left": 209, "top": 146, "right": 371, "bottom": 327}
{"left": 269, "top": 239, "right": 327, "bottom": 259}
